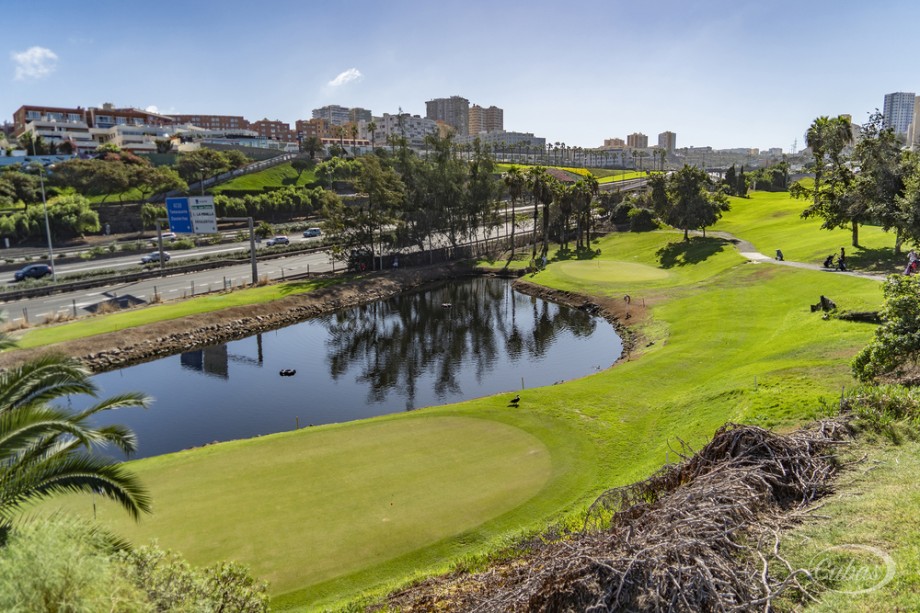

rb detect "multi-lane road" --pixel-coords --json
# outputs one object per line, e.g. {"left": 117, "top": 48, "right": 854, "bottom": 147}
{"left": 1, "top": 236, "right": 334, "bottom": 325}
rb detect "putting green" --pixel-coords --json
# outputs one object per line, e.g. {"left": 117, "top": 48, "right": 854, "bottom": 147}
{"left": 554, "top": 260, "right": 670, "bottom": 283}
{"left": 63, "top": 415, "right": 552, "bottom": 595}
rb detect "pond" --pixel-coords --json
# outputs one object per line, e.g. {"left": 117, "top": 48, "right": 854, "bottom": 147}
{"left": 85, "top": 278, "right": 622, "bottom": 458}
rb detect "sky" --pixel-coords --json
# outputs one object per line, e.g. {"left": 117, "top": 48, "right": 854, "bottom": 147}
{"left": 3, "top": 0, "right": 918, "bottom": 153}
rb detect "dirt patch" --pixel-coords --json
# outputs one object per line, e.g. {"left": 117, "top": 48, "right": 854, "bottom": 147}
{"left": 0, "top": 266, "right": 639, "bottom": 374}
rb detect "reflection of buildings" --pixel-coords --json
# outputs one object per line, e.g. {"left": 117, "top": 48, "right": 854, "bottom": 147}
{"left": 181, "top": 344, "right": 229, "bottom": 379}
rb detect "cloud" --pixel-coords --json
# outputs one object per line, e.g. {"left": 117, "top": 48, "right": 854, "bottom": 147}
{"left": 11, "top": 46, "right": 58, "bottom": 80}
{"left": 145, "top": 105, "right": 159, "bottom": 113}
{"left": 328, "top": 68, "right": 362, "bottom": 88}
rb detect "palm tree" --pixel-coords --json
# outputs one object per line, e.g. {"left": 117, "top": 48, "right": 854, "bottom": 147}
{"left": 504, "top": 166, "right": 525, "bottom": 256}
{"left": 349, "top": 124, "right": 359, "bottom": 156}
{"left": 367, "top": 120, "right": 377, "bottom": 152}
{"left": 0, "top": 353, "right": 151, "bottom": 535}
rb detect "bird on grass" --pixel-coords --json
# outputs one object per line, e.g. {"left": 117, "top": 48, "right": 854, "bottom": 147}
{"left": 509, "top": 394, "right": 521, "bottom": 407}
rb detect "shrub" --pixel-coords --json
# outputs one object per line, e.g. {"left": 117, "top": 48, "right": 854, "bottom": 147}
{"left": 628, "top": 207, "right": 658, "bottom": 232}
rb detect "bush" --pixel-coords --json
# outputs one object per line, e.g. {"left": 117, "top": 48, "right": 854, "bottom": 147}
{"left": 628, "top": 207, "right": 658, "bottom": 232}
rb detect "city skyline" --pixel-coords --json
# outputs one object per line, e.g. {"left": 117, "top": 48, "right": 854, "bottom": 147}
{"left": 3, "top": 0, "right": 918, "bottom": 152}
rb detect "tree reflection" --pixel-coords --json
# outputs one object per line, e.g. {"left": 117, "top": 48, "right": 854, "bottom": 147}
{"left": 324, "top": 278, "right": 598, "bottom": 407}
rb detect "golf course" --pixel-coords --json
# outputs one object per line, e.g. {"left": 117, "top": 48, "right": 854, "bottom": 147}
{"left": 40, "top": 190, "right": 895, "bottom": 610}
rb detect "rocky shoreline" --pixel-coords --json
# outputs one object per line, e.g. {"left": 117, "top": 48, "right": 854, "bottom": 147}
{"left": 0, "top": 264, "right": 640, "bottom": 374}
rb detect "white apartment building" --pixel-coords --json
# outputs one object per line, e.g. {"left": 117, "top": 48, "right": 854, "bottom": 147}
{"left": 359, "top": 113, "right": 438, "bottom": 148}
{"left": 883, "top": 92, "right": 916, "bottom": 136}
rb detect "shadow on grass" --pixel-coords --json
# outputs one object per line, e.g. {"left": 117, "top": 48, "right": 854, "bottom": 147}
{"left": 551, "top": 245, "right": 603, "bottom": 263}
{"left": 846, "top": 245, "right": 901, "bottom": 273}
{"left": 656, "top": 236, "right": 729, "bottom": 269}
{"left": 277, "top": 277, "right": 346, "bottom": 296}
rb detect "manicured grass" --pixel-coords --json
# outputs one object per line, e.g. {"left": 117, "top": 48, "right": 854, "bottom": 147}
{"left": 713, "top": 191, "right": 900, "bottom": 272}
{"left": 493, "top": 164, "right": 649, "bottom": 183}
{"left": 40, "top": 225, "right": 886, "bottom": 610}
{"left": 779, "top": 440, "right": 920, "bottom": 610}
{"left": 212, "top": 162, "right": 317, "bottom": 193}
{"left": 87, "top": 187, "right": 146, "bottom": 204}
{"left": 11, "top": 278, "right": 342, "bottom": 349}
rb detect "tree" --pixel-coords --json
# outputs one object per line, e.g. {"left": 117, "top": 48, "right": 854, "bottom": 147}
{"left": 853, "top": 274, "right": 920, "bottom": 382}
{"left": 223, "top": 149, "right": 250, "bottom": 170}
{"left": 132, "top": 165, "right": 187, "bottom": 200}
{"left": 154, "top": 138, "right": 173, "bottom": 154}
{"left": 793, "top": 114, "right": 859, "bottom": 245}
{"left": 367, "top": 121, "right": 378, "bottom": 152}
{"left": 302, "top": 136, "right": 324, "bottom": 160}
{"left": 527, "top": 166, "right": 555, "bottom": 260}
{"left": 175, "top": 148, "right": 232, "bottom": 183}
{"left": 0, "top": 170, "right": 42, "bottom": 209}
{"left": 291, "top": 157, "right": 312, "bottom": 179}
{"left": 0, "top": 352, "right": 151, "bottom": 536}
{"left": 503, "top": 166, "right": 525, "bottom": 256}
{"left": 18, "top": 133, "right": 48, "bottom": 155}
{"left": 654, "top": 165, "right": 730, "bottom": 240}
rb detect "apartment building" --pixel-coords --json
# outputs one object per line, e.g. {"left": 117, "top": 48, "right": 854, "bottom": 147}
{"left": 250, "top": 118, "right": 295, "bottom": 141}
{"left": 312, "top": 105, "right": 351, "bottom": 126}
{"left": 602, "top": 137, "right": 625, "bottom": 148}
{"left": 468, "top": 104, "right": 503, "bottom": 135}
{"left": 170, "top": 113, "right": 250, "bottom": 131}
{"left": 883, "top": 92, "right": 916, "bottom": 136}
{"left": 295, "top": 118, "right": 329, "bottom": 140}
{"left": 349, "top": 107, "right": 372, "bottom": 124}
{"left": 362, "top": 113, "right": 438, "bottom": 147}
{"left": 425, "top": 96, "right": 469, "bottom": 136}
{"left": 627, "top": 132, "right": 648, "bottom": 148}
{"left": 657, "top": 131, "right": 677, "bottom": 152}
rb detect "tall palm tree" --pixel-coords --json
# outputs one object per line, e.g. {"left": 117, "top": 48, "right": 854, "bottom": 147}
{"left": 367, "top": 120, "right": 377, "bottom": 152}
{"left": 0, "top": 353, "right": 151, "bottom": 534}
{"left": 504, "top": 166, "right": 525, "bottom": 256}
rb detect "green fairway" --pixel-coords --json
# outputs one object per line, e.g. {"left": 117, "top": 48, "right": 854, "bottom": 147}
{"left": 713, "top": 191, "right": 899, "bottom": 271}
{"left": 212, "top": 162, "right": 317, "bottom": 193}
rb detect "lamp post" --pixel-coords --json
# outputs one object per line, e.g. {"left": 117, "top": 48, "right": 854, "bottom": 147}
{"left": 28, "top": 141, "right": 57, "bottom": 282}
{"left": 199, "top": 167, "right": 206, "bottom": 196}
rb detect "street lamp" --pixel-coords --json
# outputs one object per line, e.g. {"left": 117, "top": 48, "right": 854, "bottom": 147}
{"left": 199, "top": 167, "right": 206, "bottom": 196}
{"left": 28, "top": 142, "right": 56, "bottom": 282}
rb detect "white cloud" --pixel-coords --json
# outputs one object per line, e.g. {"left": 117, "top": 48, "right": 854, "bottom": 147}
{"left": 145, "top": 105, "right": 159, "bottom": 113}
{"left": 328, "top": 68, "right": 362, "bottom": 87}
{"left": 11, "top": 46, "right": 58, "bottom": 80}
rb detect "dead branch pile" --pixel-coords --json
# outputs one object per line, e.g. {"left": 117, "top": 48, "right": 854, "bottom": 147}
{"left": 381, "top": 420, "right": 850, "bottom": 612}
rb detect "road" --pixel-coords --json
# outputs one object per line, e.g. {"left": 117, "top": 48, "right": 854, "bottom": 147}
{"left": 1, "top": 238, "right": 334, "bottom": 325}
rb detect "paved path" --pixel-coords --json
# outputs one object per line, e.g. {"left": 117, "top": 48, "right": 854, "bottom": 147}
{"left": 708, "top": 231, "right": 888, "bottom": 282}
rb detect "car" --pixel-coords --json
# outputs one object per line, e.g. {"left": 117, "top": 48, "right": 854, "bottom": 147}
{"left": 14, "top": 263, "right": 52, "bottom": 281}
{"left": 266, "top": 235, "right": 290, "bottom": 247}
{"left": 303, "top": 228, "right": 322, "bottom": 238}
{"left": 141, "top": 251, "right": 171, "bottom": 264}
{"left": 149, "top": 231, "right": 176, "bottom": 244}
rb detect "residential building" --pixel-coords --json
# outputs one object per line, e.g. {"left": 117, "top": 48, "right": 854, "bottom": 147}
{"left": 87, "top": 103, "right": 174, "bottom": 129}
{"left": 907, "top": 99, "right": 920, "bottom": 148}
{"left": 312, "top": 105, "right": 351, "bottom": 126}
{"left": 12, "top": 105, "right": 96, "bottom": 153}
{"left": 602, "top": 137, "right": 625, "bottom": 148}
{"left": 657, "top": 131, "right": 677, "bottom": 152}
{"left": 468, "top": 104, "right": 503, "bottom": 135}
{"left": 94, "top": 124, "right": 173, "bottom": 153}
{"left": 425, "top": 95, "right": 469, "bottom": 136}
{"left": 295, "top": 118, "right": 329, "bottom": 140}
{"left": 349, "top": 107, "right": 372, "bottom": 124}
{"left": 883, "top": 92, "right": 916, "bottom": 136}
{"left": 454, "top": 130, "right": 545, "bottom": 150}
{"left": 170, "top": 113, "right": 250, "bottom": 131}
{"left": 362, "top": 113, "right": 438, "bottom": 148}
{"left": 250, "top": 118, "right": 295, "bottom": 141}
{"left": 627, "top": 132, "right": 648, "bottom": 148}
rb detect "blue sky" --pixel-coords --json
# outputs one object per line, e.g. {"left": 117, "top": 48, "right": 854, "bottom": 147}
{"left": 3, "top": 0, "right": 917, "bottom": 152}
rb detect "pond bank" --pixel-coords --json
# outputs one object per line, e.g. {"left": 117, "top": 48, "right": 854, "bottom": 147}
{"left": 0, "top": 264, "right": 639, "bottom": 374}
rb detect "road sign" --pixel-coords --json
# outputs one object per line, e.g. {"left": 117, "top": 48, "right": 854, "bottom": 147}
{"left": 165, "top": 197, "right": 217, "bottom": 234}
{"left": 166, "top": 197, "right": 193, "bottom": 233}
{"left": 189, "top": 196, "right": 217, "bottom": 233}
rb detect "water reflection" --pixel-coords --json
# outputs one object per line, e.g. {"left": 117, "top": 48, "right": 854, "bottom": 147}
{"left": 83, "top": 278, "right": 621, "bottom": 458}
{"left": 325, "top": 278, "right": 600, "bottom": 407}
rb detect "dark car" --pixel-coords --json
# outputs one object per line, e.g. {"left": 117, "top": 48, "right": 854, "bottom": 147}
{"left": 14, "top": 263, "right": 53, "bottom": 281}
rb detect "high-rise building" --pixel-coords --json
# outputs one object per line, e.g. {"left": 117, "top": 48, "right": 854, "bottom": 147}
{"left": 425, "top": 95, "right": 469, "bottom": 136}
{"left": 349, "top": 107, "right": 372, "bottom": 124}
{"left": 468, "top": 104, "right": 503, "bottom": 135}
{"left": 657, "top": 131, "right": 677, "bottom": 152}
{"left": 907, "top": 99, "right": 920, "bottom": 148}
{"left": 312, "top": 105, "right": 351, "bottom": 126}
{"left": 883, "top": 92, "right": 916, "bottom": 136}
{"left": 627, "top": 132, "right": 648, "bottom": 148}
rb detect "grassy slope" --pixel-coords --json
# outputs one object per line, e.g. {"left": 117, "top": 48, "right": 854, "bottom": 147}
{"left": 714, "top": 191, "right": 899, "bottom": 270}
{"left": 211, "top": 162, "right": 317, "bottom": 193}
{"left": 47, "top": 214, "right": 884, "bottom": 610}
{"left": 493, "top": 164, "right": 648, "bottom": 183}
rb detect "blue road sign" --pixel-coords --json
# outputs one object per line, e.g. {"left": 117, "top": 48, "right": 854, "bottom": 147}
{"left": 166, "top": 197, "right": 193, "bottom": 233}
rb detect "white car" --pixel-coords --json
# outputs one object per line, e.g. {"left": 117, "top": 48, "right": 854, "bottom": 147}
{"left": 266, "top": 236, "right": 290, "bottom": 247}
{"left": 141, "top": 251, "right": 171, "bottom": 264}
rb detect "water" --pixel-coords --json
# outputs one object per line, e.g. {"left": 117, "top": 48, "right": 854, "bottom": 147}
{"left": 85, "top": 278, "right": 622, "bottom": 458}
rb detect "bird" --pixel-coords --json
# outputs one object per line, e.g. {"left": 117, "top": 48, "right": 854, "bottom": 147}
{"left": 509, "top": 394, "right": 521, "bottom": 406}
